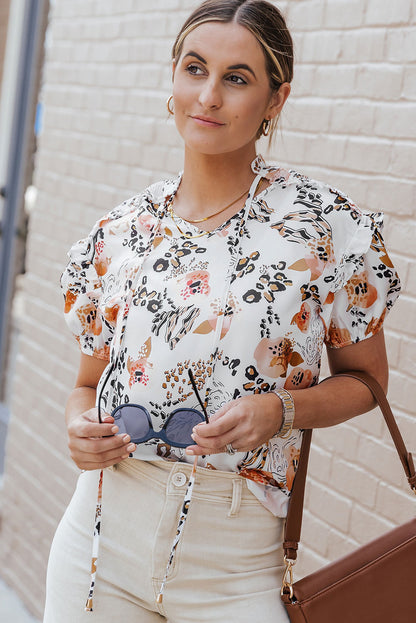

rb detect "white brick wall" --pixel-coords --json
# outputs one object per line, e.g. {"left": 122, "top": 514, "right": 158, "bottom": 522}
{"left": 0, "top": 0, "right": 415, "bottom": 617}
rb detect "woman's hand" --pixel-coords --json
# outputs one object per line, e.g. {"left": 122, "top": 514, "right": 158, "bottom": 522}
{"left": 67, "top": 406, "right": 137, "bottom": 470}
{"left": 186, "top": 392, "right": 282, "bottom": 456}
{"left": 187, "top": 332, "right": 390, "bottom": 458}
{"left": 66, "top": 355, "right": 137, "bottom": 470}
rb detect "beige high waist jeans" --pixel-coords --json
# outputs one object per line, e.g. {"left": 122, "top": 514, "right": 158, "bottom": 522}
{"left": 44, "top": 459, "right": 289, "bottom": 623}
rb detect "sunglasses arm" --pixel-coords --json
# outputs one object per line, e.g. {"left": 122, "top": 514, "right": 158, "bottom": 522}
{"left": 188, "top": 369, "right": 209, "bottom": 424}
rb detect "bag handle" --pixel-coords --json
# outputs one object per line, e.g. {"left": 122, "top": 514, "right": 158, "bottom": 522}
{"left": 283, "top": 371, "right": 416, "bottom": 562}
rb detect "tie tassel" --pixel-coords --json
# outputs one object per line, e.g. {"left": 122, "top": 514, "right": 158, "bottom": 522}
{"left": 84, "top": 470, "right": 103, "bottom": 612}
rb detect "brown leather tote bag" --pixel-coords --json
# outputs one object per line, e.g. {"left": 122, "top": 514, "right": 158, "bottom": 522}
{"left": 280, "top": 371, "right": 416, "bottom": 623}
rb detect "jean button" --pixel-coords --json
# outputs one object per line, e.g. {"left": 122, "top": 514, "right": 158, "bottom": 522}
{"left": 172, "top": 472, "right": 187, "bottom": 487}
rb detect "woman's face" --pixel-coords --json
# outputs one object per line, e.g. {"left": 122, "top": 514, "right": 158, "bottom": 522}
{"left": 172, "top": 21, "right": 290, "bottom": 156}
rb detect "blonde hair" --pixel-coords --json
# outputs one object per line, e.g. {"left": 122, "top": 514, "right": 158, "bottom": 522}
{"left": 172, "top": 0, "right": 293, "bottom": 140}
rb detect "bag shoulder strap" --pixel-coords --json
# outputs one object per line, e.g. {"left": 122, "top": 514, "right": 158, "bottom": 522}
{"left": 283, "top": 371, "right": 416, "bottom": 561}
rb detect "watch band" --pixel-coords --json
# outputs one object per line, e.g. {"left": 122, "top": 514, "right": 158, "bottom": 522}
{"left": 272, "top": 388, "right": 295, "bottom": 438}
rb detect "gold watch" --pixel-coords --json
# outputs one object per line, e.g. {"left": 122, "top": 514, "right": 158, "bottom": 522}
{"left": 272, "top": 388, "right": 295, "bottom": 438}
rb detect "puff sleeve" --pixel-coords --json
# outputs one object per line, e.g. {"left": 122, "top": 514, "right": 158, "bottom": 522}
{"left": 325, "top": 212, "right": 400, "bottom": 348}
{"left": 60, "top": 221, "right": 113, "bottom": 361}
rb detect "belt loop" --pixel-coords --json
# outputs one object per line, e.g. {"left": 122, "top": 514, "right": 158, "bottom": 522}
{"left": 228, "top": 479, "right": 242, "bottom": 517}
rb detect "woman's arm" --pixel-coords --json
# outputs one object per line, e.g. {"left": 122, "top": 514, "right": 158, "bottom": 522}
{"left": 290, "top": 328, "right": 388, "bottom": 430}
{"left": 66, "top": 353, "right": 136, "bottom": 470}
{"left": 187, "top": 330, "right": 388, "bottom": 455}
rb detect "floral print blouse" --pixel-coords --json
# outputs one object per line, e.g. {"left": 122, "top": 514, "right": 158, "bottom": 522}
{"left": 61, "top": 155, "right": 400, "bottom": 517}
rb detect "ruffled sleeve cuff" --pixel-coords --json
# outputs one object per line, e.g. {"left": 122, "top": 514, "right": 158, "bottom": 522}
{"left": 325, "top": 211, "right": 400, "bottom": 348}
{"left": 331, "top": 212, "right": 383, "bottom": 293}
{"left": 61, "top": 226, "right": 113, "bottom": 361}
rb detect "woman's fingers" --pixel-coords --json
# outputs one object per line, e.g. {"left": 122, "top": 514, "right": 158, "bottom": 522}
{"left": 69, "top": 432, "right": 132, "bottom": 454}
{"left": 70, "top": 437, "right": 137, "bottom": 470}
{"left": 188, "top": 415, "right": 241, "bottom": 455}
{"left": 67, "top": 408, "right": 136, "bottom": 469}
{"left": 192, "top": 406, "right": 239, "bottom": 439}
{"left": 187, "top": 393, "right": 282, "bottom": 456}
{"left": 75, "top": 451, "right": 131, "bottom": 471}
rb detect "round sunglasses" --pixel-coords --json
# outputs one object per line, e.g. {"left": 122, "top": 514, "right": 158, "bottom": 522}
{"left": 98, "top": 366, "right": 209, "bottom": 448}
{"left": 111, "top": 403, "right": 206, "bottom": 447}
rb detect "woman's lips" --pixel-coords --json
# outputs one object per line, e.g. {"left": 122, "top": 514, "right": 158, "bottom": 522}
{"left": 191, "top": 115, "right": 225, "bottom": 128}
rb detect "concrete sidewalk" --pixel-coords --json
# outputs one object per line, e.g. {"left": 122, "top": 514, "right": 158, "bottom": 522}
{"left": 0, "top": 578, "right": 39, "bottom": 623}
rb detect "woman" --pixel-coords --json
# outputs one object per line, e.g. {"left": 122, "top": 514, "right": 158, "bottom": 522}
{"left": 44, "top": 1, "right": 400, "bottom": 621}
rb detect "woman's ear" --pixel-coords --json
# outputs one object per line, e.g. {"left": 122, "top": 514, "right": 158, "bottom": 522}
{"left": 267, "top": 82, "right": 291, "bottom": 121}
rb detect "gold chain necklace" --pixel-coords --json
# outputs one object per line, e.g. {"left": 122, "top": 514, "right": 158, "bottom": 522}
{"left": 168, "top": 210, "right": 212, "bottom": 239}
{"left": 167, "top": 186, "right": 251, "bottom": 239}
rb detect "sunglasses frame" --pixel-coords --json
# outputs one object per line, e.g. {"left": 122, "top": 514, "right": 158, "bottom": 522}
{"left": 111, "top": 403, "right": 206, "bottom": 447}
{"left": 98, "top": 365, "right": 210, "bottom": 447}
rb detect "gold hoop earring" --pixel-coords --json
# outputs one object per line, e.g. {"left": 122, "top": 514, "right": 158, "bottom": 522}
{"left": 262, "top": 119, "right": 271, "bottom": 136}
{"left": 167, "top": 95, "right": 174, "bottom": 116}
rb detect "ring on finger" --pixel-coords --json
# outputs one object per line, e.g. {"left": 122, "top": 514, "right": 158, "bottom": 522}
{"left": 226, "top": 442, "right": 237, "bottom": 455}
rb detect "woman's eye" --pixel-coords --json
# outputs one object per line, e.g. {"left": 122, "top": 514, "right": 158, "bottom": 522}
{"left": 227, "top": 74, "right": 247, "bottom": 85}
{"left": 185, "top": 64, "right": 204, "bottom": 76}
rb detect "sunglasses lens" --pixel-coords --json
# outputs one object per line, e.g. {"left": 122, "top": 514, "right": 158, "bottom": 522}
{"left": 165, "top": 410, "right": 204, "bottom": 445}
{"left": 114, "top": 405, "right": 150, "bottom": 440}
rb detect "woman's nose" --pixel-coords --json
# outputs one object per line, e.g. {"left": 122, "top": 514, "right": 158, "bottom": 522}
{"left": 198, "top": 79, "right": 222, "bottom": 110}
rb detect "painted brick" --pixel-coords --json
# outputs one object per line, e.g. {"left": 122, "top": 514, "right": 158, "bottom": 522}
{"left": 127, "top": 168, "right": 155, "bottom": 194}
{"left": 403, "top": 66, "right": 416, "bottom": 100}
{"left": 297, "top": 31, "right": 343, "bottom": 64}
{"left": 343, "top": 137, "right": 391, "bottom": 174}
{"left": 390, "top": 142, "right": 416, "bottom": 179}
{"left": 308, "top": 443, "right": 332, "bottom": 484}
{"left": 383, "top": 330, "right": 401, "bottom": 369}
{"left": 330, "top": 100, "right": 375, "bottom": 135}
{"left": 286, "top": 98, "right": 333, "bottom": 133}
{"left": 301, "top": 509, "right": 331, "bottom": 558}
{"left": 386, "top": 371, "right": 416, "bottom": 413}
{"left": 290, "top": 66, "right": 317, "bottom": 97}
{"left": 300, "top": 134, "right": 348, "bottom": 170}
{"left": 404, "top": 261, "right": 416, "bottom": 296}
{"left": 125, "top": 89, "right": 165, "bottom": 117}
{"left": 355, "top": 63, "right": 403, "bottom": 100}
{"left": 165, "top": 146, "right": 185, "bottom": 174}
{"left": 330, "top": 456, "right": 379, "bottom": 509}
{"left": 324, "top": 0, "right": 364, "bottom": 29}
{"left": 388, "top": 221, "right": 416, "bottom": 258}
{"left": 388, "top": 412, "right": 416, "bottom": 452}
{"left": 313, "top": 65, "right": 357, "bottom": 98}
{"left": 307, "top": 480, "right": 352, "bottom": 533}
{"left": 338, "top": 28, "right": 387, "bottom": 63}
{"left": 364, "top": 0, "right": 412, "bottom": 26}
{"left": 325, "top": 529, "right": 360, "bottom": 561}
{"left": 365, "top": 179, "right": 415, "bottom": 219}
{"left": 286, "top": 1, "right": 326, "bottom": 31}
{"left": 374, "top": 103, "right": 416, "bottom": 139}
{"left": 136, "top": 64, "right": 165, "bottom": 90}
{"left": 357, "top": 433, "right": 408, "bottom": 487}
{"left": 273, "top": 131, "right": 307, "bottom": 167}
{"left": 312, "top": 423, "right": 360, "bottom": 463}
{"left": 349, "top": 504, "right": 395, "bottom": 545}
{"left": 385, "top": 27, "right": 416, "bottom": 62}
{"left": 349, "top": 406, "right": 385, "bottom": 439}
{"left": 154, "top": 120, "right": 184, "bottom": 147}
